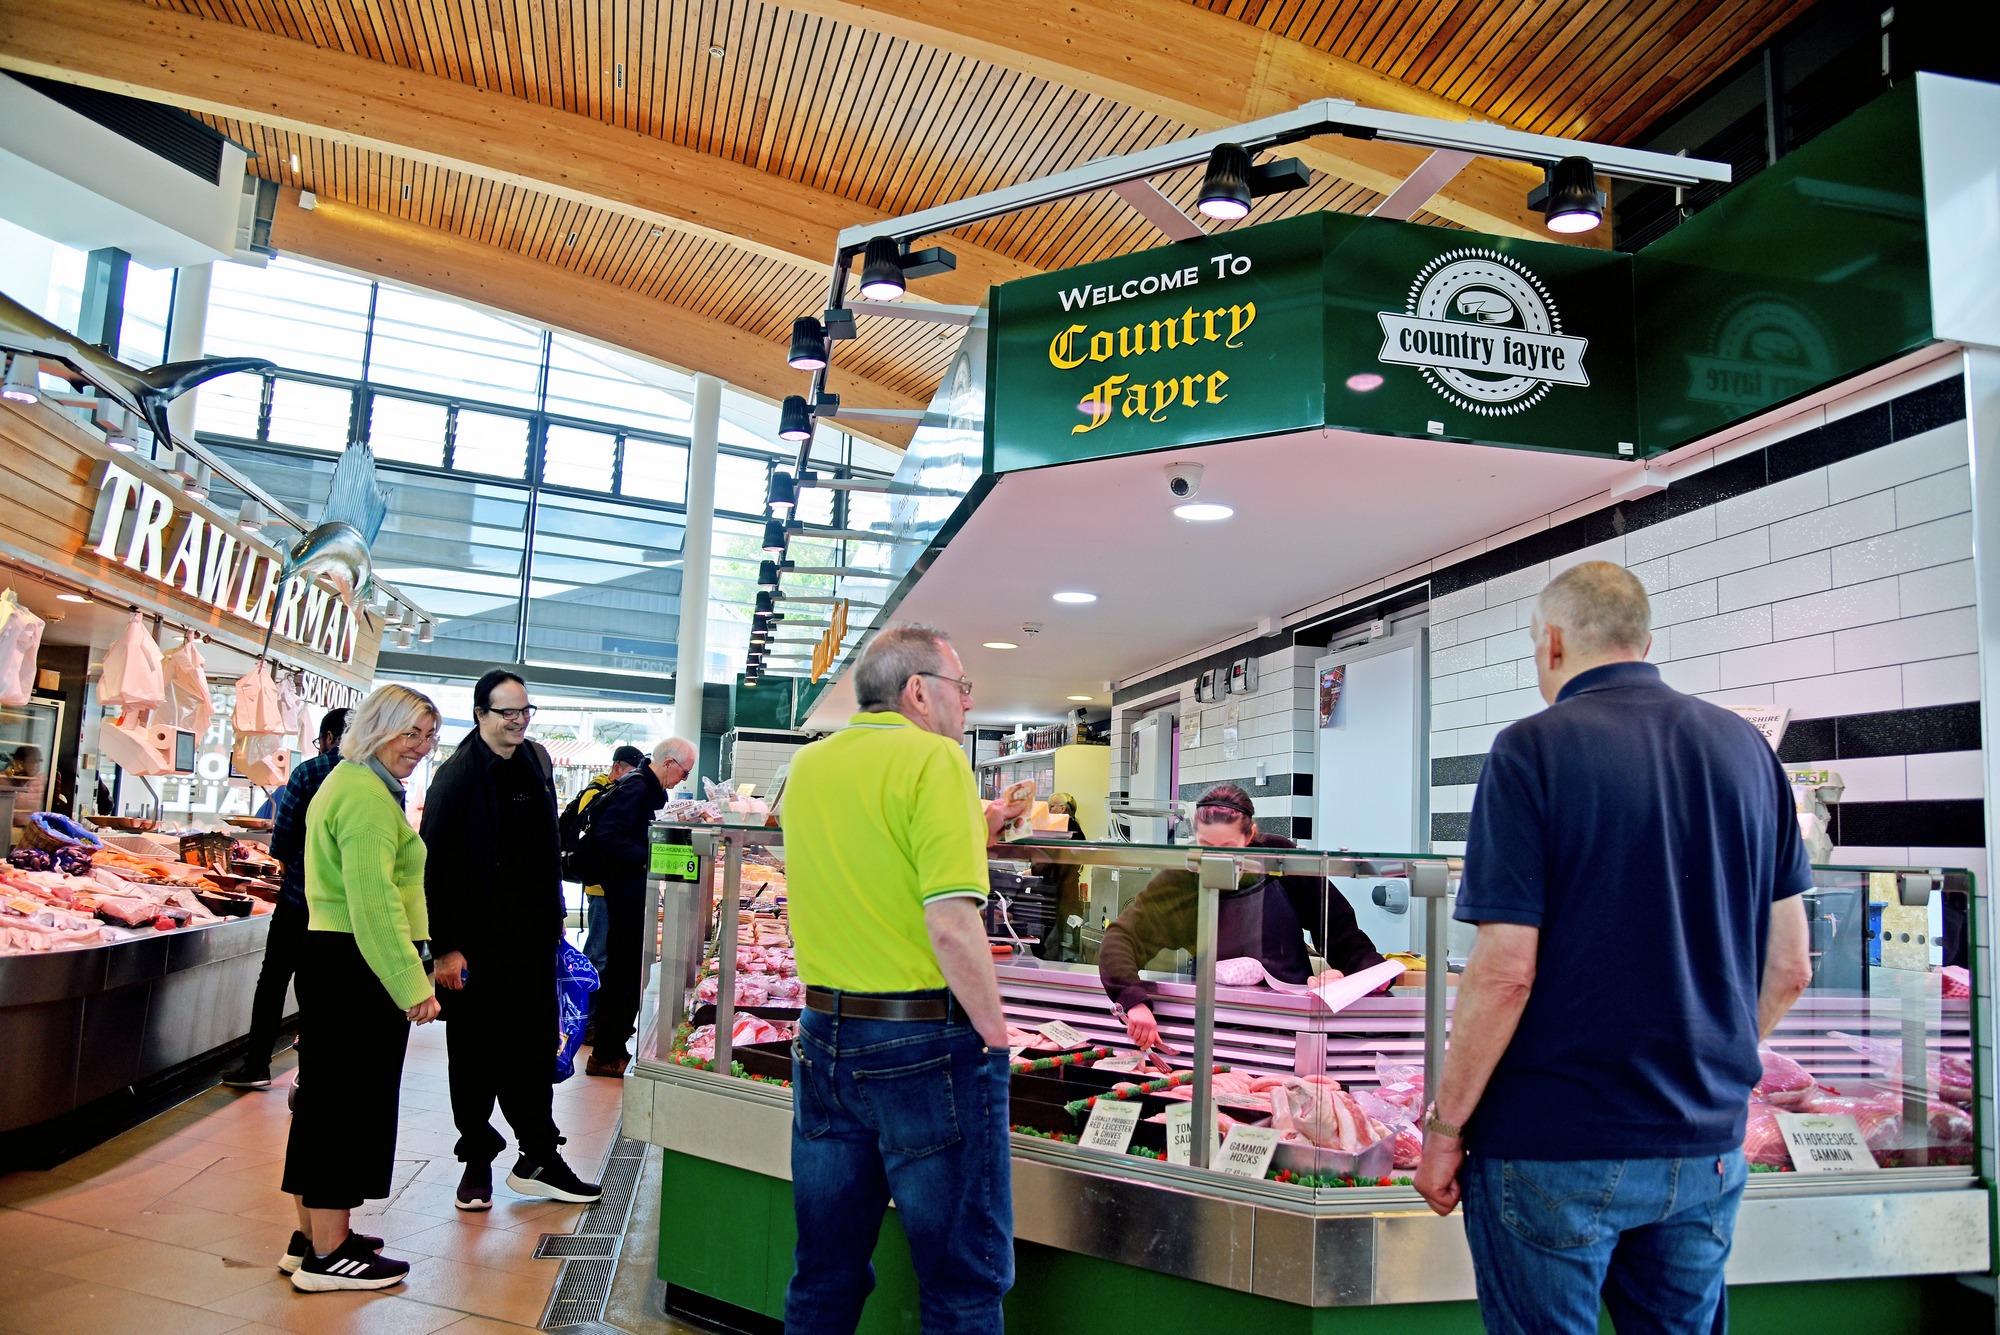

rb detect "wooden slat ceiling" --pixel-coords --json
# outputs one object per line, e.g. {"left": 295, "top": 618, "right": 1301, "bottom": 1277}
{"left": 129, "top": 0, "right": 1803, "bottom": 425}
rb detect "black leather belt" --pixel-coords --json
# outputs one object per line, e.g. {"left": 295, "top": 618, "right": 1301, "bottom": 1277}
{"left": 805, "top": 986, "right": 958, "bottom": 1022}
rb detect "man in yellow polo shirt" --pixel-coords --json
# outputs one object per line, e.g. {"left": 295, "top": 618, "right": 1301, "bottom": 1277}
{"left": 780, "top": 624, "right": 1026, "bottom": 1335}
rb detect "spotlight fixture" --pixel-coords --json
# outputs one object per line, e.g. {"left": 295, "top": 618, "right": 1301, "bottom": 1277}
{"left": 103, "top": 407, "right": 139, "bottom": 452}
{"left": 1197, "top": 144, "right": 1254, "bottom": 221}
{"left": 755, "top": 591, "right": 776, "bottom": 616}
{"left": 165, "top": 450, "right": 196, "bottom": 487}
{"left": 396, "top": 625, "right": 413, "bottom": 650}
{"left": 779, "top": 394, "right": 814, "bottom": 442}
{"left": 859, "top": 236, "right": 907, "bottom": 301}
{"left": 1528, "top": 156, "right": 1606, "bottom": 234}
{"left": 761, "top": 519, "right": 790, "bottom": 556}
{"left": 757, "top": 560, "right": 781, "bottom": 590}
{"left": 237, "top": 499, "right": 268, "bottom": 533}
{"left": 767, "top": 470, "right": 797, "bottom": 516}
{"left": 1, "top": 355, "right": 39, "bottom": 404}
{"left": 787, "top": 317, "right": 829, "bottom": 371}
{"left": 183, "top": 462, "right": 212, "bottom": 502}
{"left": 419, "top": 621, "right": 435, "bottom": 644}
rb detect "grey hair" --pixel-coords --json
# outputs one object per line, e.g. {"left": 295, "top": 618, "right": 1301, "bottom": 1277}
{"left": 852, "top": 624, "right": 952, "bottom": 712}
{"left": 343, "top": 683, "right": 441, "bottom": 765}
{"left": 1534, "top": 561, "right": 1651, "bottom": 657}
{"left": 652, "top": 736, "right": 696, "bottom": 769}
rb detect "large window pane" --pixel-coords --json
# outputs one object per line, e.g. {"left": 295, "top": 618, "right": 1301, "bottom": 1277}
{"left": 544, "top": 335, "right": 693, "bottom": 435}
{"left": 452, "top": 409, "right": 529, "bottom": 479}
{"left": 621, "top": 435, "right": 688, "bottom": 503}
{"left": 193, "top": 371, "right": 263, "bottom": 441}
{"left": 714, "top": 451, "right": 769, "bottom": 515}
{"left": 267, "top": 378, "right": 353, "bottom": 453}
{"left": 543, "top": 424, "right": 615, "bottom": 492}
{"left": 526, "top": 493, "right": 684, "bottom": 675}
{"left": 369, "top": 395, "right": 446, "bottom": 467}
{"left": 0, "top": 217, "right": 87, "bottom": 333}
{"left": 369, "top": 285, "right": 542, "bottom": 409}
{"left": 205, "top": 257, "right": 371, "bottom": 377}
{"left": 119, "top": 262, "right": 174, "bottom": 366}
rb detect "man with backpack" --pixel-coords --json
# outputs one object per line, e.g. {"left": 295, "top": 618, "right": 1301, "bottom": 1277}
{"left": 562, "top": 744, "right": 647, "bottom": 985}
{"left": 580, "top": 737, "right": 695, "bottom": 1077}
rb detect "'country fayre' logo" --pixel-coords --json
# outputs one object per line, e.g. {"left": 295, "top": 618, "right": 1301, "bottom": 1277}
{"left": 1376, "top": 249, "right": 1590, "bottom": 416}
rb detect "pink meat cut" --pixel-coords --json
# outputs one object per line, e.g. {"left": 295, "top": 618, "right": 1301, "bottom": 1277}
{"left": 1752, "top": 1049, "right": 1815, "bottom": 1108}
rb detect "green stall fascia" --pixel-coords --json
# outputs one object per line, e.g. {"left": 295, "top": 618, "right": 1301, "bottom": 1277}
{"left": 659, "top": 1150, "right": 1991, "bottom": 1334}
{"left": 982, "top": 81, "right": 1934, "bottom": 474}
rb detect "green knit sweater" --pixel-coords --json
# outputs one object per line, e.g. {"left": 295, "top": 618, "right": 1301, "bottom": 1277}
{"left": 304, "top": 758, "right": 432, "bottom": 1010}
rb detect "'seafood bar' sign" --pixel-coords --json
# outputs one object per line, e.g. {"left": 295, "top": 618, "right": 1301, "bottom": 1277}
{"left": 83, "top": 460, "right": 361, "bottom": 664}
{"left": 809, "top": 598, "right": 849, "bottom": 683}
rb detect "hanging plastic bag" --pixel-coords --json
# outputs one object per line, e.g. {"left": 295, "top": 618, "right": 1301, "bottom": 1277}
{"left": 0, "top": 589, "right": 46, "bottom": 708}
{"left": 554, "top": 938, "right": 601, "bottom": 1082}
{"left": 232, "top": 731, "right": 293, "bottom": 788}
{"left": 276, "top": 667, "right": 304, "bottom": 739}
{"left": 101, "top": 710, "right": 176, "bottom": 775}
{"left": 160, "top": 636, "right": 215, "bottom": 740}
{"left": 233, "top": 662, "right": 286, "bottom": 735}
{"left": 101, "top": 612, "right": 166, "bottom": 710}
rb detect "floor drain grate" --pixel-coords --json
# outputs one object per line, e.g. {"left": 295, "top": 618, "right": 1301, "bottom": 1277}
{"left": 534, "top": 1234, "right": 620, "bottom": 1260}
{"left": 538, "top": 1129, "right": 648, "bottom": 1330}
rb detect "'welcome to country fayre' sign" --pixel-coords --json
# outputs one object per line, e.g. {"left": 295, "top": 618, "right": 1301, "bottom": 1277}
{"left": 986, "top": 212, "right": 1637, "bottom": 472}
{"left": 84, "top": 460, "right": 363, "bottom": 663}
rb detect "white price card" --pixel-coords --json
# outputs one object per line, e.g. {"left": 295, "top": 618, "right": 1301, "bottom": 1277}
{"left": 1037, "top": 1019, "right": 1086, "bottom": 1049}
{"left": 1007, "top": 1046, "right": 1028, "bottom": 1063}
{"left": 1214, "top": 1125, "right": 1280, "bottom": 1179}
{"left": 1775, "top": 1113, "right": 1880, "bottom": 1173}
{"left": 1164, "top": 1102, "right": 1195, "bottom": 1165}
{"left": 1724, "top": 704, "right": 1791, "bottom": 751}
{"left": 1079, "top": 1099, "right": 1143, "bottom": 1155}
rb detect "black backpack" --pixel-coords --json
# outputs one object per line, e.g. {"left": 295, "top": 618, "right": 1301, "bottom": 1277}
{"left": 559, "top": 777, "right": 614, "bottom": 883}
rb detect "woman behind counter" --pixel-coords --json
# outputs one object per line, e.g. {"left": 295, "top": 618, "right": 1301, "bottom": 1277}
{"left": 1098, "top": 782, "right": 1386, "bottom": 1051}
{"left": 277, "top": 684, "right": 442, "bottom": 1292}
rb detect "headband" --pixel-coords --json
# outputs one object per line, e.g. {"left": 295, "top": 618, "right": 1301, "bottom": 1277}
{"left": 1195, "top": 789, "right": 1255, "bottom": 819}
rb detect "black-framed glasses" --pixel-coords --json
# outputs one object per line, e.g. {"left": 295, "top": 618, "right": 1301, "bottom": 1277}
{"left": 482, "top": 706, "right": 537, "bottom": 722}
{"left": 915, "top": 671, "right": 974, "bottom": 697}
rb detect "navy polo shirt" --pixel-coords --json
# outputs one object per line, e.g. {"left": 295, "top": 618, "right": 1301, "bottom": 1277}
{"left": 1456, "top": 660, "right": 1812, "bottom": 1161}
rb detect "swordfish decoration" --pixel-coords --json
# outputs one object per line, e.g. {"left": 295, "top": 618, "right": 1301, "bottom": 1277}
{"left": 265, "top": 434, "right": 392, "bottom": 658}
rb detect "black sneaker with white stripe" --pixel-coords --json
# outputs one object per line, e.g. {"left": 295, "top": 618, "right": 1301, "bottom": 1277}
{"left": 505, "top": 1152, "right": 602, "bottom": 1203}
{"left": 291, "top": 1233, "right": 410, "bottom": 1292}
{"left": 279, "top": 1229, "right": 383, "bottom": 1275}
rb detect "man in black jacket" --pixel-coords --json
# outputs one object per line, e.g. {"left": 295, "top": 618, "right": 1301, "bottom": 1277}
{"left": 422, "top": 669, "right": 601, "bottom": 1210}
{"left": 583, "top": 736, "right": 694, "bottom": 1077}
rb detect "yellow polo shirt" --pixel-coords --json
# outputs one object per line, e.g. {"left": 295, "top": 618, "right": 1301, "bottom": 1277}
{"left": 781, "top": 712, "right": 990, "bottom": 991}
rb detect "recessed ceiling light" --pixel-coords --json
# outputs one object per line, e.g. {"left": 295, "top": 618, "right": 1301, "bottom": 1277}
{"left": 709, "top": 45, "right": 726, "bottom": 57}
{"left": 1066, "top": 694, "right": 1093, "bottom": 702}
{"left": 1345, "top": 372, "right": 1385, "bottom": 392}
{"left": 1052, "top": 591, "right": 1097, "bottom": 604}
{"left": 982, "top": 641, "right": 1019, "bottom": 650}
{"left": 1172, "top": 502, "right": 1234, "bottom": 522}
{"left": 57, "top": 593, "right": 91, "bottom": 604}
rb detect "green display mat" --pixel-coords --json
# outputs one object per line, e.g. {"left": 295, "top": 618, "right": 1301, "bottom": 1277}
{"left": 658, "top": 1150, "right": 1991, "bottom": 1333}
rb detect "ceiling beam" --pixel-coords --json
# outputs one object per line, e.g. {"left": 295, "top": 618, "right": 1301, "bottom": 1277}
{"left": 270, "top": 190, "right": 919, "bottom": 451}
{"left": 0, "top": 0, "right": 1035, "bottom": 302}
{"left": 792, "top": 0, "right": 1568, "bottom": 242}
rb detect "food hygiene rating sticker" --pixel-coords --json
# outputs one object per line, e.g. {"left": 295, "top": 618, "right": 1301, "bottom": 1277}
{"left": 1376, "top": 249, "right": 1590, "bottom": 417}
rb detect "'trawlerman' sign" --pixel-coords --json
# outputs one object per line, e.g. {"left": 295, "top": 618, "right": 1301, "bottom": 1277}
{"left": 84, "top": 460, "right": 361, "bottom": 664}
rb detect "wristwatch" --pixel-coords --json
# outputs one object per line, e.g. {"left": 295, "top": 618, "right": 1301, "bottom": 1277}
{"left": 1423, "top": 1102, "right": 1464, "bottom": 1139}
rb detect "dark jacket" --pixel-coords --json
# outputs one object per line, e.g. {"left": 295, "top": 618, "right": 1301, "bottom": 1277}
{"left": 1097, "top": 832, "right": 1385, "bottom": 1013}
{"left": 269, "top": 749, "right": 341, "bottom": 907}
{"left": 420, "top": 729, "right": 564, "bottom": 963}
{"left": 585, "top": 762, "right": 668, "bottom": 897}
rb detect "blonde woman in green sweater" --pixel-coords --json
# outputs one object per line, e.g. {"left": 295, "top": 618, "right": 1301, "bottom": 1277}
{"left": 280, "top": 683, "right": 442, "bottom": 1293}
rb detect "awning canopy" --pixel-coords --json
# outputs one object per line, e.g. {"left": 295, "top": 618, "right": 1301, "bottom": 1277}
{"left": 541, "top": 738, "right": 613, "bottom": 769}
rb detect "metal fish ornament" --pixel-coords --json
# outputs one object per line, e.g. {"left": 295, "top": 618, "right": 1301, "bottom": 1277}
{"left": 254, "top": 438, "right": 393, "bottom": 657}
{"left": 0, "top": 288, "right": 273, "bottom": 452}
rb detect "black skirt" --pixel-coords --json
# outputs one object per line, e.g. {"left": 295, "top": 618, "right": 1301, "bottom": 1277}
{"left": 280, "top": 929, "right": 414, "bottom": 1209}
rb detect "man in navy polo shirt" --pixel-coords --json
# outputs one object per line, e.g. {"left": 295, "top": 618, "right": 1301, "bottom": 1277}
{"left": 1415, "top": 561, "right": 1813, "bottom": 1334}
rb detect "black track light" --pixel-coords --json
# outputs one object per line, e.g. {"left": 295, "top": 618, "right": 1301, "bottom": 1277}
{"left": 761, "top": 519, "right": 789, "bottom": 556}
{"left": 1528, "top": 156, "right": 1605, "bottom": 234}
{"left": 757, "top": 559, "right": 780, "bottom": 590}
{"left": 858, "top": 236, "right": 906, "bottom": 301}
{"left": 755, "top": 590, "right": 776, "bottom": 616}
{"left": 1197, "top": 144, "right": 1254, "bottom": 221}
{"left": 787, "top": 316, "right": 829, "bottom": 371}
{"left": 768, "top": 470, "right": 797, "bottom": 515}
{"left": 779, "top": 394, "right": 814, "bottom": 442}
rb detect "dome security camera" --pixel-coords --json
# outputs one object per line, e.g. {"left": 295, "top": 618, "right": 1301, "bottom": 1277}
{"left": 1165, "top": 461, "right": 1204, "bottom": 498}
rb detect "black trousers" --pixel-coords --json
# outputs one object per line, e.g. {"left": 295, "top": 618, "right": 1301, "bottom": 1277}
{"left": 594, "top": 887, "right": 644, "bottom": 1062}
{"left": 444, "top": 955, "right": 562, "bottom": 1165}
{"left": 243, "top": 895, "right": 308, "bottom": 1063}
{"left": 281, "top": 930, "right": 412, "bottom": 1209}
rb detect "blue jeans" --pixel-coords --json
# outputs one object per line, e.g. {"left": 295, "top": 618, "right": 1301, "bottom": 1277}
{"left": 784, "top": 1003, "right": 1013, "bottom": 1335}
{"left": 1462, "top": 1150, "right": 1747, "bottom": 1335}
{"left": 583, "top": 893, "right": 609, "bottom": 976}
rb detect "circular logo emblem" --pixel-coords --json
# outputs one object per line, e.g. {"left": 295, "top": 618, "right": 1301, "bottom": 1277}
{"left": 1405, "top": 249, "right": 1564, "bottom": 416}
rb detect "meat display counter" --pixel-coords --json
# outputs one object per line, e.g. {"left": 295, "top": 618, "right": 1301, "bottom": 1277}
{"left": 622, "top": 825, "right": 1990, "bottom": 1331}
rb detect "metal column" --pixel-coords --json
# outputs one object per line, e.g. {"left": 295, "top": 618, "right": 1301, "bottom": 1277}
{"left": 1191, "top": 852, "right": 1234, "bottom": 1169}
{"left": 673, "top": 373, "right": 720, "bottom": 761}
{"left": 164, "top": 262, "right": 213, "bottom": 444}
{"left": 712, "top": 837, "right": 743, "bottom": 1074}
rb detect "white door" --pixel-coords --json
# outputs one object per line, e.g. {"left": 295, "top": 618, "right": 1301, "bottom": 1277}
{"left": 1314, "top": 633, "right": 1426, "bottom": 854}
{"left": 1129, "top": 709, "right": 1177, "bottom": 844}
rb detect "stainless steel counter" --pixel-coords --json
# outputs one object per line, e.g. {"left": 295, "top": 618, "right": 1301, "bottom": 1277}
{"left": 625, "top": 1058, "right": 1993, "bottom": 1307}
{"left": 0, "top": 914, "right": 275, "bottom": 1132}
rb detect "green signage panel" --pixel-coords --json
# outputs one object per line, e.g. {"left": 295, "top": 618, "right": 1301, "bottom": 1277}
{"left": 651, "top": 842, "right": 698, "bottom": 880}
{"left": 987, "top": 212, "right": 1639, "bottom": 471}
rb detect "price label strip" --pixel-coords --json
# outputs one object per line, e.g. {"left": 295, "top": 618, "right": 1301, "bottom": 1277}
{"left": 1774, "top": 1113, "right": 1879, "bottom": 1173}
{"left": 1214, "top": 1125, "right": 1280, "bottom": 1179}
{"left": 1037, "top": 1019, "right": 1086, "bottom": 1049}
{"left": 1078, "top": 1099, "right": 1143, "bottom": 1155}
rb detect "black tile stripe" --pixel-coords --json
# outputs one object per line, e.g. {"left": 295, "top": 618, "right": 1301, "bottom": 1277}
{"left": 1178, "top": 772, "right": 1307, "bottom": 799}
{"left": 1431, "top": 754, "right": 1486, "bottom": 787}
{"left": 1774, "top": 702, "right": 1981, "bottom": 763}
{"left": 1432, "top": 811, "right": 1472, "bottom": 842}
{"left": 1832, "top": 799, "right": 1986, "bottom": 849}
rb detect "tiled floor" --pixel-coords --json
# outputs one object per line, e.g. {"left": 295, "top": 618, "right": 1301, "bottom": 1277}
{"left": 0, "top": 1022, "right": 627, "bottom": 1334}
